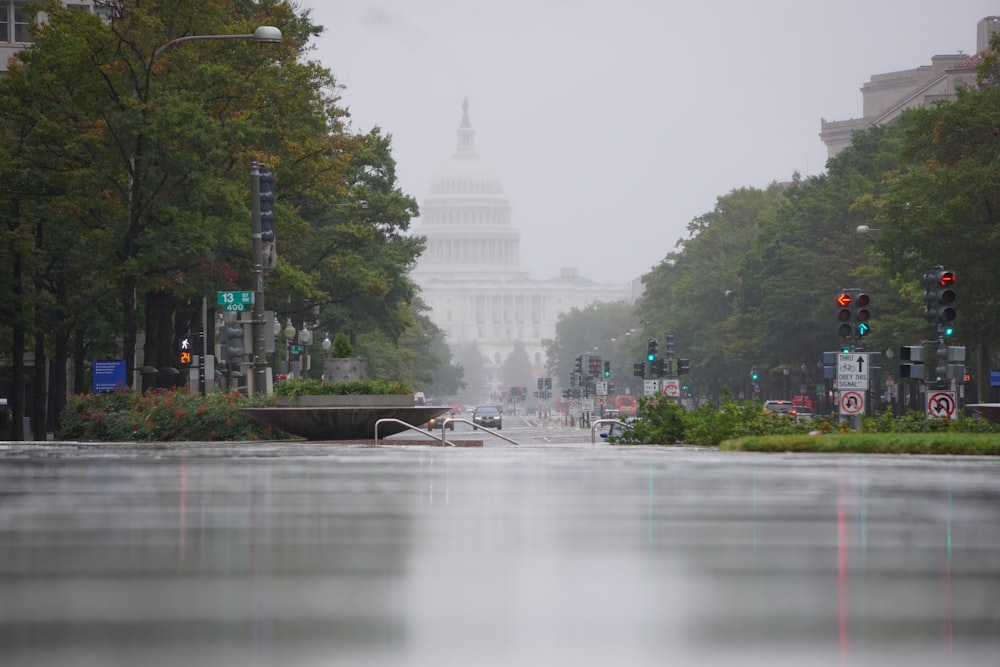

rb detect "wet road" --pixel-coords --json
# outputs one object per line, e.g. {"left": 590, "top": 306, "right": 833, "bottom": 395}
{"left": 1, "top": 438, "right": 999, "bottom": 666}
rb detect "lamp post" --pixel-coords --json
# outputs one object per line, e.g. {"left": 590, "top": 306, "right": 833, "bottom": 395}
{"left": 283, "top": 319, "right": 296, "bottom": 377}
{"left": 299, "top": 326, "right": 313, "bottom": 379}
{"left": 123, "top": 26, "right": 282, "bottom": 390}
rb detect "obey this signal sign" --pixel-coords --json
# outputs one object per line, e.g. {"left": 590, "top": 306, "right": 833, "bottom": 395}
{"left": 837, "top": 353, "right": 870, "bottom": 390}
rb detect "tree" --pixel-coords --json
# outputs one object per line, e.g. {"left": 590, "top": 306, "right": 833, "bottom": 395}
{"left": 500, "top": 341, "right": 533, "bottom": 393}
{"left": 544, "top": 301, "right": 637, "bottom": 393}
{"left": 875, "top": 84, "right": 1000, "bottom": 400}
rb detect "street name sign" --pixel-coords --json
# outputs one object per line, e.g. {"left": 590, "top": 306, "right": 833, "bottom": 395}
{"left": 217, "top": 290, "right": 254, "bottom": 312}
{"left": 837, "top": 353, "right": 870, "bottom": 390}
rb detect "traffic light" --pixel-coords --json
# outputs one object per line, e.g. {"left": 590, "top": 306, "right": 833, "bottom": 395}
{"left": 854, "top": 293, "right": 871, "bottom": 337}
{"left": 646, "top": 338, "right": 658, "bottom": 362}
{"left": 178, "top": 337, "right": 193, "bottom": 367}
{"left": 751, "top": 365, "right": 758, "bottom": 382}
{"left": 259, "top": 167, "right": 276, "bottom": 242}
{"left": 574, "top": 355, "right": 584, "bottom": 375}
{"left": 632, "top": 362, "right": 645, "bottom": 377}
{"left": 677, "top": 358, "right": 690, "bottom": 375}
{"left": 836, "top": 292, "right": 853, "bottom": 338}
{"left": 603, "top": 361, "right": 611, "bottom": 378}
{"left": 220, "top": 324, "right": 245, "bottom": 366}
{"left": 899, "top": 345, "right": 924, "bottom": 379}
{"left": 924, "top": 267, "right": 956, "bottom": 331}
{"left": 589, "top": 356, "right": 601, "bottom": 377}
{"left": 538, "top": 378, "right": 544, "bottom": 391}
{"left": 664, "top": 333, "right": 675, "bottom": 359}
{"left": 544, "top": 377, "right": 552, "bottom": 390}
{"left": 652, "top": 358, "right": 665, "bottom": 377}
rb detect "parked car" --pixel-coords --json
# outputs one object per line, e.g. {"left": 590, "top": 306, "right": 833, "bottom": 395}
{"left": 472, "top": 405, "right": 502, "bottom": 430}
{"left": 425, "top": 414, "right": 454, "bottom": 431}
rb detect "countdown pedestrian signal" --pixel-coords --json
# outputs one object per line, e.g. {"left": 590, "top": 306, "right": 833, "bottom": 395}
{"left": 178, "top": 337, "right": 193, "bottom": 367}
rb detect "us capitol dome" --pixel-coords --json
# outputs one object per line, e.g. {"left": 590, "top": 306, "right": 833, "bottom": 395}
{"left": 410, "top": 100, "right": 632, "bottom": 395}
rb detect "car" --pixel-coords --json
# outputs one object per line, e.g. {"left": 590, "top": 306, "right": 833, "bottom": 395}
{"left": 471, "top": 405, "right": 502, "bottom": 430}
{"left": 763, "top": 400, "right": 799, "bottom": 416}
{"left": 425, "top": 414, "right": 454, "bottom": 431}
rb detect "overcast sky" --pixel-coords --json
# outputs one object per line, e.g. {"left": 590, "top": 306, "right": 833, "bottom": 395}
{"left": 303, "top": 0, "right": 998, "bottom": 285}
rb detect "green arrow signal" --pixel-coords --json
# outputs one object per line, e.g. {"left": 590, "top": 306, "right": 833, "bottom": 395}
{"left": 857, "top": 322, "right": 870, "bottom": 336}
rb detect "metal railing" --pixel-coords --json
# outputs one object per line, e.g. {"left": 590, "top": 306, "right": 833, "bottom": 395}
{"left": 373, "top": 417, "right": 521, "bottom": 447}
{"left": 374, "top": 418, "right": 459, "bottom": 447}
{"left": 590, "top": 418, "right": 628, "bottom": 444}
{"left": 440, "top": 418, "right": 520, "bottom": 446}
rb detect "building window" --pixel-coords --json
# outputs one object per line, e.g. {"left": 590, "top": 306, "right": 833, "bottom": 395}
{"left": 1, "top": 1, "right": 34, "bottom": 44}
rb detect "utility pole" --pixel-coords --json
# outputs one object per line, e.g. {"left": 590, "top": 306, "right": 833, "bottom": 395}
{"left": 250, "top": 161, "right": 269, "bottom": 395}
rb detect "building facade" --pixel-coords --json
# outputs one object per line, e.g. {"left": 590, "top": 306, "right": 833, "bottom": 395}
{"left": 410, "top": 100, "right": 633, "bottom": 392}
{"left": 1, "top": 2, "right": 110, "bottom": 75}
{"left": 820, "top": 16, "right": 1000, "bottom": 158}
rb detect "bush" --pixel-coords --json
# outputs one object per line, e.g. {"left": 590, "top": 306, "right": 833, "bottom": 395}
{"left": 56, "top": 389, "right": 285, "bottom": 442}
{"left": 272, "top": 377, "right": 412, "bottom": 398}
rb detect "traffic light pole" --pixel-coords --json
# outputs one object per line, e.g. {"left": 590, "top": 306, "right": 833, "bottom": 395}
{"left": 250, "top": 162, "right": 269, "bottom": 395}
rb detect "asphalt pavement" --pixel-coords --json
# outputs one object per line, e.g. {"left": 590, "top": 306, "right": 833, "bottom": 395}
{"left": 1, "top": 437, "right": 999, "bottom": 666}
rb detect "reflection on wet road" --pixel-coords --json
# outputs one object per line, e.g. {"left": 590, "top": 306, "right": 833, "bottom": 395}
{"left": 1, "top": 441, "right": 999, "bottom": 666}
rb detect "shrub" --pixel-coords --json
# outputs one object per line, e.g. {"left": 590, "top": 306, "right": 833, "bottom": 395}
{"left": 330, "top": 332, "right": 354, "bottom": 357}
{"left": 272, "top": 377, "right": 412, "bottom": 398}
{"left": 56, "top": 389, "right": 285, "bottom": 442}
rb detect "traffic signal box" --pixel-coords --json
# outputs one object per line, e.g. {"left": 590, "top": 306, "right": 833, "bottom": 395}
{"left": 646, "top": 339, "right": 658, "bottom": 362}
{"left": 836, "top": 290, "right": 871, "bottom": 340}
{"left": 899, "top": 345, "right": 924, "bottom": 379}
{"left": 923, "top": 267, "right": 956, "bottom": 335}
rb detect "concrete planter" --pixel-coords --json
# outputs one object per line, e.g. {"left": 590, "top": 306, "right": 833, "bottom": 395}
{"left": 323, "top": 357, "right": 368, "bottom": 383}
{"left": 274, "top": 394, "right": 412, "bottom": 408}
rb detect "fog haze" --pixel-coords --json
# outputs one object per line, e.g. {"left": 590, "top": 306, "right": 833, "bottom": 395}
{"left": 304, "top": 0, "right": 998, "bottom": 285}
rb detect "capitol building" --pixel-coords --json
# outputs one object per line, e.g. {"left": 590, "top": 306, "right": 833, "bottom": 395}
{"left": 410, "top": 100, "right": 635, "bottom": 392}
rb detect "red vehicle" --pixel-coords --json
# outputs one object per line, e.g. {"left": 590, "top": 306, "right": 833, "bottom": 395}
{"left": 614, "top": 395, "right": 637, "bottom": 417}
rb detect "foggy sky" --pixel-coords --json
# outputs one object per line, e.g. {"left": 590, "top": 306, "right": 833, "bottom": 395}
{"left": 303, "top": 0, "right": 998, "bottom": 285}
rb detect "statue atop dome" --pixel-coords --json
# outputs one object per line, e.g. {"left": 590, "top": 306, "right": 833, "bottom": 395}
{"left": 461, "top": 97, "right": 471, "bottom": 128}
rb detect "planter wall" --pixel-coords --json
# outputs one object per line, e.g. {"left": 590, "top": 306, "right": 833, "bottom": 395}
{"left": 274, "top": 394, "right": 412, "bottom": 408}
{"left": 323, "top": 357, "right": 368, "bottom": 383}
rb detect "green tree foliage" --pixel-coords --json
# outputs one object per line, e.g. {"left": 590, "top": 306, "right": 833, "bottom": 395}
{"left": 874, "top": 83, "right": 1000, "bottom": 401}
{"left": 500, "top": 341, "right": 533, "bottom": 392}
{"left": 544, "top": 301, "right": 637, "bottom": 392}
{"left": 0, "top": 1, "right": 427, "bottom": 436}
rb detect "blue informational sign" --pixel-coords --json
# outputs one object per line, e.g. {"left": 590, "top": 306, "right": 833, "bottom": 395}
{"left": 93, "top": 360, "right": 127, "bottom": 393}
{"left": 991, "top": 371, "right": 1000, "bottom": 388}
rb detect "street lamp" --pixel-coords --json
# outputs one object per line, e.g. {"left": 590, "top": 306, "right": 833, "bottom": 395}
{"left": 121, "top": 26, "right": 283, "bottom": 390}
{"left": 299, "top": 326, "right": 313, "bottom": 379}
{"left": 153, "top": 26, "right": 282, "bottom": 59}
{"left": 283, "top": 319, "right": 296, "bottom": 377}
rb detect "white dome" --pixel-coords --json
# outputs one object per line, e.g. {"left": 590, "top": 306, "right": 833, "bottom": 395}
{"left": 425, "top": 98, "right": 508, "bottom": 200}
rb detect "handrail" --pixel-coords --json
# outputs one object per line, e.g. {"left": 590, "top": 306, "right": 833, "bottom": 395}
{"left": 440, "top": 418, "right": 520, "bottom": 446}
{"left": 374, "top": 418, "right": 458, "bottom": 447}
{"left": 591, "top": 419, "right": 628, "bottom": 444}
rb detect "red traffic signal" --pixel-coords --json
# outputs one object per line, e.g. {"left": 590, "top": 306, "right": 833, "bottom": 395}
{"left": 837, "top": 293, "right": 852, "bottom": 337}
